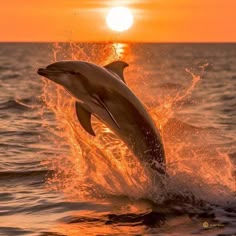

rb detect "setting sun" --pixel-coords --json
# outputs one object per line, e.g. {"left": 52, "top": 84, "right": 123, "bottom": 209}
{"left": 106, "top": 7, "right": 134, "bottom": 32}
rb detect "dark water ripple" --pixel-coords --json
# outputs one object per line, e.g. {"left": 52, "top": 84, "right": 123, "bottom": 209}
{"left": 0, "top": 170, "right": 50, "bottom": 179}
{"left": 0, "top": 193, "right": 15, "bottom": 202}
{"left": 0, "top": 130, "right": 40, "bottom": 137}
{"left": 0, "top": 227, "right": 33, "bottom": 236}
{"left": 0, "top": 98, "right": 41, "bottom": 111}
{"left": 0, "top": 100, "right": 29, "bottom": 110}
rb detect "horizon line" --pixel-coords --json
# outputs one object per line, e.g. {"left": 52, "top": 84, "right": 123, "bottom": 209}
{"left": 0, "top": 41, "right": 236, "bottom": 44}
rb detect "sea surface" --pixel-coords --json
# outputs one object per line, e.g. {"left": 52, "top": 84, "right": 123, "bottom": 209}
{"left": 0, "top": 43, "right": 236, "bottom": 235}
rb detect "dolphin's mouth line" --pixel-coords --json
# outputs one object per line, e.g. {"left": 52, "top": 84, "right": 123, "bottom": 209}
{"left": 37, "top": 68, "right": 66, "bottom": 76}
{"left": 38, "top": 68, "right": 80, "bottom": 77}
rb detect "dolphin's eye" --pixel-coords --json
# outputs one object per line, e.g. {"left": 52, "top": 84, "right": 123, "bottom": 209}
{"left": 68, "top": 71, "right": 80, "bottom": 76}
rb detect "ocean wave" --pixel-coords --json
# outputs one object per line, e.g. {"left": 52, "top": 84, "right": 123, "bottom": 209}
{"left": 0, "top": 192, "right": 15, "bottom": 202}
{"left": 0, "top": 65, "right": 12, "bottom": 71}
{"left": 1, "top": 200, "right": 96, "bottom": 216}
{"left": 0, "top": 72, "right": 21, "bottom": 80}
{"left": 0, "top": 170, "right": 52, "bottom": 180}
{"left": 220, "top": 94, "right": 236, "bottom": 101}
{"left": 63, "top": 211, "right": 165, "bottom": 227}
{"left": 0, "top": 227, "right": 33, "bottom": 236}
{"left": 0, "top": 100, "right": 30, "bottom": 110}
{"left": 229, "top": 152, "right": 236, "bottom": 160}
{"left": 0, "top": 130, "right": 40, "bottom": 137}
{"left": 0, "top": 98, "right": 41, "bottom": 110}
{"left": 59, "top": 199, "right": 236, "bottom": 230}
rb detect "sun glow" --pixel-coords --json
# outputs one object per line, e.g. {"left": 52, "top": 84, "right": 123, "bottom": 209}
{"left": 106, "top": 7, "right": 134, "bottom": 32}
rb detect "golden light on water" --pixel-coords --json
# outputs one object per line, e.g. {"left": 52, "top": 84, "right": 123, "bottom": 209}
{"left": 112, "top": 43, "right": 128, "bottom": 59}
{"left": 106, "top": 7, "right": 134, "bottom": 32}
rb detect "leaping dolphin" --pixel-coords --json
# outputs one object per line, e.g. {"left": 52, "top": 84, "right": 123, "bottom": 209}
{"left": 38, "top": 60, "right": 166, "bottom": 174}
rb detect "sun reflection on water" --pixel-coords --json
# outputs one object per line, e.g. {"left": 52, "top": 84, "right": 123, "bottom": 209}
{"left": 112, "top": 42, "right": 129, "bottom": 59}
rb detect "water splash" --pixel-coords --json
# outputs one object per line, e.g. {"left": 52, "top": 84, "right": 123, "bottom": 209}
{"left": 148, "top": 65, "right": 235, "bottom": 204}
{"left": 40, "top": 42, "right": 235, "bottom": 205}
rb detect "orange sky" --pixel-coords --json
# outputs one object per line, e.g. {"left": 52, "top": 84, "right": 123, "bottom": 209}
{"left": 0, "top": 0, "right": 235, "bottom": 42}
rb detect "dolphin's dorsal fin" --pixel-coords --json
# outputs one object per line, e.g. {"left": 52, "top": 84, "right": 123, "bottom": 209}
{"left": 75, "top": 102, "right": 95, "bottom": 136}
{"left": 104, "top": 61, "right": 128, "bottom": 83}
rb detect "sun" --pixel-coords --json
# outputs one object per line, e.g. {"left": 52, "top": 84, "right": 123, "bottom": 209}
{"left": 106, "top": 7, "right": 134, "bottom": 32}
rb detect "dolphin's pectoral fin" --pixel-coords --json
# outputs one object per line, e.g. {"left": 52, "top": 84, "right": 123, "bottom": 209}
{"left": 94, "top": 96, "right": 120, "bottom": 129}
{"left": 75, "top": 102, "right": 95, "bottom": 136}
{"left": 104, "top": 61, "right": 128, "bottom": 83}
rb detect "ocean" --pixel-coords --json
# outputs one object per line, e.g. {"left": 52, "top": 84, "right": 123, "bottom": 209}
{"left": 0, "top": 43, "right": 235, "bottom": 235}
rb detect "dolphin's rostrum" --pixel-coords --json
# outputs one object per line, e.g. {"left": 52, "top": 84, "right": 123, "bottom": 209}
{"left": 38, "top": 60, "right": 166, "bottom": 174}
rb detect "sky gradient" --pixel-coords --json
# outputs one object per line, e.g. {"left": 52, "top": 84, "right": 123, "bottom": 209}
{"left": 1, "top": 0, "right": 235, "bottom": 42}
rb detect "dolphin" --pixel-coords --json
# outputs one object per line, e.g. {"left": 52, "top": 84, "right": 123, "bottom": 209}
{"left": 38, "top": 60, "right": 166, "bottom": 174}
